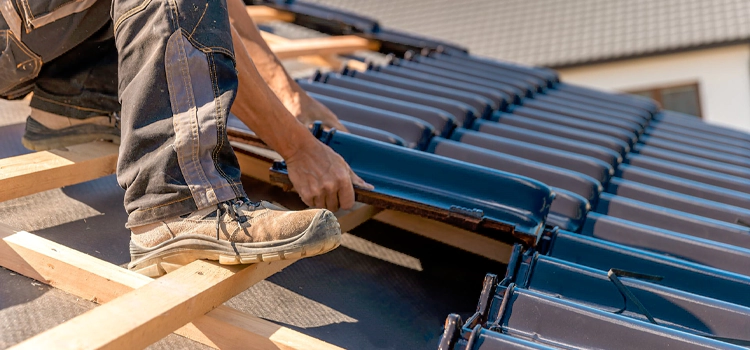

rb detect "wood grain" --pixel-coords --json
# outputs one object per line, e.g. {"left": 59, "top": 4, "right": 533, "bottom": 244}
{"left": 374, "top": 210, "right": 513, "bottom": 263}
{"left": 0, "top": 141, "right": 118, "bottom": 202}
{"left": 0, "top": 224, "right": 347, "bottom": 350}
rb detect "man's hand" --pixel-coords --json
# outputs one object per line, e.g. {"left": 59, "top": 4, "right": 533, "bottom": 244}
{"left": 227, "top": 13, "right": 366, "bottom": 212}
{"left": 285, "top": 138, "right": 373, "bottom": 212}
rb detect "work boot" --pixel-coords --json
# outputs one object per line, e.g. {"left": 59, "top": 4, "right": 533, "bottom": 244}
{"left": 21, "top": 108, "right": 120, "bottom": 151}
{"left": 128, "top": 199, "right": 342, "bottom": 277}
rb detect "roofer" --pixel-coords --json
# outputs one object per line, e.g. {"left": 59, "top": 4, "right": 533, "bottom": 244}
{"left": 0, "top": 0, "right": 372, "bottom": 276}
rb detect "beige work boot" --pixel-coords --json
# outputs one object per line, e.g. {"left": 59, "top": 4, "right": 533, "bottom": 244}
{"left": 128, "top": 199, "right": 341, "bottom": 277}
{"left": 21, "top": 108, "right": 120, "bottom": 151}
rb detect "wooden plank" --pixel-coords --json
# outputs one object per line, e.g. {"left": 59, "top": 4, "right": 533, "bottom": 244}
{"left": 259, "top": 30, "right": 346, "bottom": 69}
{"left": 0, "top": 197, "right": 376, "bottom": 349}
{"left": 246, "top": 5, "right": 295, "bottom": 23}
{"left": 0, "top": 193, "right": 367, "bottom": 349}
{"left": 335, "top": 203, "right": 383, "bottom": 232}
{"left": 259, "top": 31, "right": 289, "bottom": 44}
{"left": 269, "top": 36, "right": 372, "bottom": 60}
{"left": 232, "top": 141, "right": 280, "bottom": 183}
{"left": 180, "top": 306, "right": 341, "bottom": 350}
{"left": 345, "top": 59, "right": 369, "bottom": 72}
{"left": 374, "top": 210, "right": 513, "bottom": 263}
{"left": 296, "top": 55, "right": 344, "bottom": 70}
{"left": 11, "top": 258, "right": 294, "bottom": 350}
{"left": 0, "top": 225, "right": 311, "bottom": 350}
{"left": 0, "top": 141, "right": 118, "bottom": 202}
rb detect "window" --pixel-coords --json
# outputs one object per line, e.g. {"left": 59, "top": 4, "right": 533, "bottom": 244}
{"left": 629, "top": 83, "right": 702, "bottom": 118}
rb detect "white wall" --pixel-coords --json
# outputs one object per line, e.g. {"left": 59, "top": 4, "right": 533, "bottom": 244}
{"left": 557, "top": 44, "right": 750, "bottom": 132}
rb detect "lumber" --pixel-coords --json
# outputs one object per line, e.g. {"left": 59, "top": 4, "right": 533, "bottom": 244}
{"left": 0, "top": 224, "right": 307, "bottom": 350}
{"left": 297, "top": 54, "right": 345, "bottom": 70}
{"left": 0, "top": 199, "right": 375, "bottom": 349}
{"left": 232, "top": 141, "right": 281, "bottom": 183}
{"left": 0, "top": 141, "right": 118, "bottom": 202}
{"left": 246, "top": 5, "right": 295, "bottom": 23}
{"left": 336, "top": 203, "right": 383, "bottom": 233}
{"left": 259, "top": 30, "right": 345, "bottom": 69}
{"left": 345, "top": 59, "right": 369, "bottom": 72}
{"left": 11, "top": 258, "right": 292, "bottom": 350}
{"left": 260, "top": 31, "right": 289, "bottom": 44}
{"left": 269, "top": 36, "right": 372, "bottom": 60}
{"left": 374, "top": 210, "right": 513, "bottom": 263}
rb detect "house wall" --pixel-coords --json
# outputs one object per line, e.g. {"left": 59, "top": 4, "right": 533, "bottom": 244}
{"left": 557, "top": 44, "right": 750, "bottom": 132}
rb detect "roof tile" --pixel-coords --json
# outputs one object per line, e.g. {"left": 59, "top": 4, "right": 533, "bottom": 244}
{"left": 307, "top": 0, "right": 750, "bottom": 67}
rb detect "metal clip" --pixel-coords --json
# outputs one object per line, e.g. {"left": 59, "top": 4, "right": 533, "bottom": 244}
{"left": 271, "top": 160, "right": 287, "bottom": 172}
{"left": 449, "top": 205, "right": 484, "bottom": 219}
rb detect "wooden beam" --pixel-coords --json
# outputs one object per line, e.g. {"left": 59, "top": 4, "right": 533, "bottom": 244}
{"left": 0, "top": 139, "right": 274, "bottom": 203}
{"left": 259, "top": 31, "right": 290, "bottom": 44}
{"left": 0, "top": 224, "right": 312, "bottom": 350}
{"left": 269, "top": 36, "right": 372, "bottom": 60}
{"left": 11, "top": 258, "right": 294, "bottom": 350}
{"left": 374, "top": 210, "right": 513, "bottom": 263}
{"left": 0, "top": 141, "right": 117, "bottom": 202}
{"left": 296, "top": 55, "right": 345, "bottom": 70}
{"left": 1, "top": 197, "right": 376, "bottom": 349}
{"left": 259, "top": 30, "right": 346, "bottom": 69}
{"left": 345, "top": 59, "right": 369, "bottom": 72}
{"left": 180, "top": 306, "right": 341, "bottom": 350}
{"left": 232, "top": 142, "right": 280, "bottom": 183}
{"left": 246, "top": 5, "right": 295, "bottom": 23}
{"left": 335, "top": 203, "right": 383, "bottom": 232}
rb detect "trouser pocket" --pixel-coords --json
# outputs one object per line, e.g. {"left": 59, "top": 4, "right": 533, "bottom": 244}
{"left": 0, "top": 29, "right": 40, "bottom": 97}
{"left": 18, "top": 0, "right": 99, "bottom": 31}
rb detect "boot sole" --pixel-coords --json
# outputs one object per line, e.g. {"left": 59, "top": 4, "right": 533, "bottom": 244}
{"left": 22, "top": 116, "right": 120, "bottom": 151}
{"left": 22, "top": 133, "right": 120, "bottom": 151}
{"left": 128, "top": 210, "right": 341, "bottom": 278}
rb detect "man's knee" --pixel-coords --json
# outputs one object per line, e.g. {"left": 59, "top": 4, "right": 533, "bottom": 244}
{"left": 0, "top": 30, "right": 41, "bottom": 99}
{"left": 0, "top": 0, "right": 111, "bottom": 99}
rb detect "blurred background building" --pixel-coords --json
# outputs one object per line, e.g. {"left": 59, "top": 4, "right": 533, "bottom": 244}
{"left": 308, "top": 0, "right": 750, "bottom": 131}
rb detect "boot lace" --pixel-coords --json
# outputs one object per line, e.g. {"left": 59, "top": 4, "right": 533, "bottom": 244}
{"left": 214, "top": 198, "right": 262, "bottom": 241}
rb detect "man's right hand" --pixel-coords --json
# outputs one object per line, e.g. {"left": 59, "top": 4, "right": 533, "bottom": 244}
{"left": 285, "top": 138, "right": 373, "bottom": 212}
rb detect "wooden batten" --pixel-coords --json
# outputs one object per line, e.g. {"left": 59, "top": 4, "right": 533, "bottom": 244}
{"left": 297, "top": 55, "right": 345, "bottom": 70}
{"left": 10, "top": 258, "right": 295, "bottom": 350}
{"left": 374, "top": 210, "right": 513, "bottom": 263}
{"left": 0, "top": 141, "right": 118, "bottom": 202}
{"left": 245, "top": 5, "right": 295, "bottom": 23}
{"left": 1, "top": 193, "right": 375, "bottom": 349}
{"left": 259, "top": 31, "right": 289, "bottom": 44}
{"left": 269, "top": 36, "right": 372, "bottom": 60}
{"left": 345, "top": 59, "right": 369, "bottom": 72}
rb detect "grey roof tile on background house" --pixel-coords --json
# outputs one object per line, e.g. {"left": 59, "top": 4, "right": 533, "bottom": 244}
{"left": 305, "top": 0, "right": 750, "bottom": 67}
{"left": 262, "top": 20, "right": 329, "bottom": 39}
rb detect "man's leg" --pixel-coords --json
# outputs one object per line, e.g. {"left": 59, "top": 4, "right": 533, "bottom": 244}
{"left": 0, "top": 0, "right": 121, "bottom": 151}
{"left": 113, "top": 0, "right": 244, "bottom": 224}
{"left": 113, "top": 0, "right": 340, "bottom": 277}
{"left": 22, "top": 24, "right": 121, "bottom": 150}
{"left": 0, "top": 0, "right": 112, "bottom": 99}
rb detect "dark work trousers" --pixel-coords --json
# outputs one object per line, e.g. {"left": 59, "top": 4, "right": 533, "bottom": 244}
{"left": 0, "top": 0, "right": 247, "bottom": 227}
